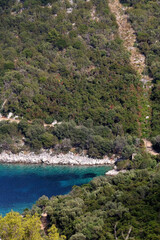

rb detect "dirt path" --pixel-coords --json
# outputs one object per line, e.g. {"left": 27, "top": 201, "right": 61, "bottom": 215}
{"left": 107, "top": 0, "right": 158, "bottom": 155}
{"left": 0, "top": 117, "right": 20, "bottom": 124}
{"left": 108, "top": 0, "right": 147, "bottom": 76}
{"left": 0, "top": 116, "right": 53, "bottom": 128}
{"left": 108, "top": 0, "right": 153, "bottom": 137}
{"left": 41, "top": 213, "right": 49, "bottom": 234}
{"left": 143, "top": 139, "right": 159, "bottom": 156}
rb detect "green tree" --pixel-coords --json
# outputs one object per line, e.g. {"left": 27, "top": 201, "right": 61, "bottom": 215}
{"left": 39, "top": 132, "right": 58, "bottom": 148}
{"left": 48, "top": 224, "right": 66, "bottom": 240}
{"left": 0, "top": 212, "right": 24, "bottom": 240}
{"left": 0, "top": 212, "right": 43, "bottom": 240}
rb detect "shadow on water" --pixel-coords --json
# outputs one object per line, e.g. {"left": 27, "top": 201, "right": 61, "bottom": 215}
{"left": 82, "top": 173, "right": 97, "bottom": 178}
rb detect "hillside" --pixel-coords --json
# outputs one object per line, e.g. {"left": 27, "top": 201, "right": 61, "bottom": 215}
{"left": 0, "top": 0, "right": 142, "bottom": 135}
{"left": 0, "top": 0, "right": 159, "bottom": 239}
{"left": 0, "top": 0, "right": 159, "bottom": 161}
{"left": 120, "top": 0, "right": 160, "bottom": 137}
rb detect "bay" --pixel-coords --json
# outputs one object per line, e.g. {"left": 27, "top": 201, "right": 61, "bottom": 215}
{"left": 0, "top": 163, "right": 111, "bottom": 215}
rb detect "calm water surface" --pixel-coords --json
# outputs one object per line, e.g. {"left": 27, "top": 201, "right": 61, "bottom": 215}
{"left": 0, "top": 163, "right": 111, "bottom": 215}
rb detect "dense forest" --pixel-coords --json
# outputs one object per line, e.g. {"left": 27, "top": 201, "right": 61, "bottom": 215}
{"left": 0, "top": 119, "right": 159, "bottom": 168}
{"left": 0, "top": 0, "right": 159, "bottom": 156}
{"left": 0, "top": 0, "right": 160, "bottom": 239}
{"left": 0, "top": 119, "right": 139, "bottom": 159}
{"left": 0, "top": 0, "right": 141, "bottom": 133}
{"left": 0, "top": 0, "right": 159, "bottom": 158}
{"left": 32, "top": 167, "right": 160, "bottom": 240}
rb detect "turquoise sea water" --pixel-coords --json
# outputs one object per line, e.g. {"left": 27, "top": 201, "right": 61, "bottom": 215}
{"left": 0, "top": 163, "right": 111, "bottom": 215}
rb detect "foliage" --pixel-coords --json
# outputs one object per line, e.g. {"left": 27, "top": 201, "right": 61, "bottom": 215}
{"left": 48, "top": 224, "right": 66, "bottom": 240}
{"left": 0, "top": 211, "right": 66, "bottom": 240}
{"left": 1, "top": 168, "right": 160, "bottom": 240}
{"left": 0, "top": 0, "right": 141, "bottom": 136}
{"left": 0, "top": 1, "right": 159, "bottom": 240}
{"left": 0, "top": 212, "right": 42, "bottom": 240}
{"left": 32, "top": 169, "right": 160, "bottom": 239}
{"left": 0, "top": 118, "right": 141, "bottom": 159}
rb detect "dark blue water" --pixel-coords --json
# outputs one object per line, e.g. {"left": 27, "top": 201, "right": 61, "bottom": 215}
{"left": 0, "top": 164, "right": 111, "bottom": 215}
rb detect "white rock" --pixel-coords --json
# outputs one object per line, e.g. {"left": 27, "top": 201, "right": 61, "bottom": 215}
{"left": 67, "top": 8, "right": 73, "bottom": 14}
{"left": 7, "top": 112, "right": 13, "bottom": 119}
{"left": 51, "top": 120, "right": 57, "bottom": 126}
{"left": 106, "top": 169, "right": 127, "bottom": 176}
{"left": 0, "top": 151, "right": 116, "bottom": 166}
{"left": 69, "top": 0, "right": 74, "bottom": 5}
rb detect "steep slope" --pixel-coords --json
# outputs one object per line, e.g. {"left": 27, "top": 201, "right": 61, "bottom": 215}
{"left": 108, "top": 0, "right": 153, "bottom": 137}
{"left": 119, "top": 0, "right": 160, "bottom": 137}
{"left": 0, "top": 0, "right": 142, "bottom": 135}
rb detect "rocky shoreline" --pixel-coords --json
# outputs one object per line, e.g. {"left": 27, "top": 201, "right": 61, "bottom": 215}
{"left": 0, "top": 151, "right": 116, "bottom": 166}
{"left": 105, "top": 168, "right": 127, "bottom": 176}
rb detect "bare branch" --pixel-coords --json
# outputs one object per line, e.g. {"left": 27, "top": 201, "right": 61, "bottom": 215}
{"left": 122, "top": 226, "right": 133, "bottom": 240}
{"left": 125, "top": 226, "right": 132, "bottom": 240}
{"left": 114, "top": 222, "right": 118, "bottom": 240}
